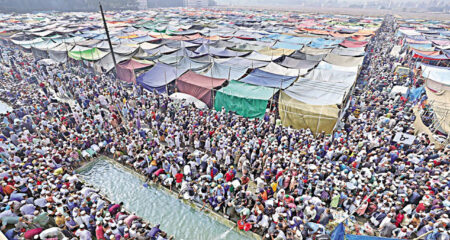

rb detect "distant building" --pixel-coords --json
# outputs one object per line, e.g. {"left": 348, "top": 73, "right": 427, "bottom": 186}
{"left": 184, "top": 0, "right": 209, "bottom": 7}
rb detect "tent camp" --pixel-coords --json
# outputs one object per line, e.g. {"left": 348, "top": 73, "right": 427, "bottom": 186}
{"left": 176, "top": 70, "right": 227, "bottom": 107}
{"left": 198, "top": 62, "right": 248, "bottom": 80}
{"left": 278, "top": 79, "right": 350, "bottom": 134}
{"left": 239, "top": 69, "right": 297, "bottom": 89}
{"left": 280, "top": 57, "right": 319, "bottom": 73}
{"left": 116, "top": 59, "right": 153, "bottom": 83}
{"left": 214, "top": 80, "right": 277, "bottom": 118}
{"left": 137, "top": 62, "right": 187, "bottom": 93}
{"left": 215, "top": 57, "right": 269, "bottom": 68}
{"left": 259, "top": 62, "right": 301, "bottom": 76}
{"left": 68, "top": 47, "right": 108, "bottom": 61}
{"left": 324, "top": 53, "right": 364, "bottom": 67}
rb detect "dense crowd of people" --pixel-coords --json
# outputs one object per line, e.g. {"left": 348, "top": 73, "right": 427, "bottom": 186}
{"left": 0, "top": 15, "right": 449, "bottom": 240}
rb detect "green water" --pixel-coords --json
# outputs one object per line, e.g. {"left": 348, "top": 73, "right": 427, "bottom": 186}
{"left": 79, "top": 159, "right": 254, "bottom": 240}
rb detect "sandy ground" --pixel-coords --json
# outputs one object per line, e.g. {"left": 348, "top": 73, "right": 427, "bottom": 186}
{"left": 213, "top": 5, "right": 450, "bottom": 20}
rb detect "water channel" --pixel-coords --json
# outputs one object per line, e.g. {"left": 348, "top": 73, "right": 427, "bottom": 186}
{"left": 79, "top": 158, "right": 255, "bottom": 240}
{"left": 0, "top": 101, "right": 12, "bottom": 114}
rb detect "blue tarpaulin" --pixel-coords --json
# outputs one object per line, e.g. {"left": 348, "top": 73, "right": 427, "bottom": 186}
{"left": 347, "top": 235, "right": 398, "bottom": 240}
{"left": 239, "top": 69, "right": 296, "bottom": 89}
{"left": 309, "top": 38, "right": 343, "bottom": 48}
{"left": 330, "top": 223, "right": 345, "bottom": 240}
{"left": 136, "top": 63, "right": 187, "bottom": 93}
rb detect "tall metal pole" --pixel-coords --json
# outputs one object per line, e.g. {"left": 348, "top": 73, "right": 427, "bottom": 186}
{"left": 99, "top": 2, "right": 117, "bottom": 74}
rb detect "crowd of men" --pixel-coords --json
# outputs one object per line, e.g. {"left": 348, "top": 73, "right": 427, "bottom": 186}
{"left": 0, "top": 15, "right": 449, "bottom": 240}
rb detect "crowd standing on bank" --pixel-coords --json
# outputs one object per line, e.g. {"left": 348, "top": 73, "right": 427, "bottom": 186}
{"left": 0, "top": 15, "right": 449, "bottom": 240}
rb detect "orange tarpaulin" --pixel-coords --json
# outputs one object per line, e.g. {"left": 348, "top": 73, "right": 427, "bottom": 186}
{"left": 354, "top": 29, "right": 375, "bottom": 36}
{"left": 409, "top": 48, "right": 441, "bottom": 56}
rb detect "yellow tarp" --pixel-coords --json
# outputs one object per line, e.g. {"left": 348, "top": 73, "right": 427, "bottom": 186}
{"left": 258, "top": 47, "right": 295, "bottom": 57}
{"left": 278, "top": 91, "right": 339, "bottom": 134}
{"left": 425, "top": 87, "right": 450, "bottom": 133}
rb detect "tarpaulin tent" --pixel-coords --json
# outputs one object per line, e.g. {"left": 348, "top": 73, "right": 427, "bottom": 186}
{"left": 258, "top": 47, "right": 295, "bottom": 57}
{"left": 259, "top": 62, "right": 301, "bottom": 76}
{"left": 176, "top": 70, "right": 226, "bottom": 107}
{"left": 215, "top": 57, "right": 269, "bottom": 68}
{"left": 137, "top": 62, "right": 187, "bottom": 93}
{"left": 198, "top": 62, "right": 248, "bottom": 80}
{"left": 48, "top": 43, "right": 73, "bottom": 63}
{"left": 339, "top": 39, "right": 368, "bottom": 48}
{"left": 116, "top": 59, "right": 153, "bottom": 83}
{"left": 195, "top": 44, "right": 248, "bottom": 57}
{"left": 424, "top": 87, "right": 450, "bottom": 134}
{"left": 245, "top": 51, "right": 280, "bottom": 61}
{"left": 420, "top": 64, "right": 450, "bottom": 90}
{"left": 324, "top": 53, "right": 364, "bottom": 67}
{"left": 412, "top": 51, "right": 449, "bottom": 61}
{"left": 316, "top": 61, "right": 359, "bottom": 73}
{"left": 290, "top": 51, "right": 327, "bottom": 61}
{"left": 173, "top": 56, "right": 211, "bottom": 71}
{"left": 331, "top": 47, "right": 365, "bottom": 56}
{"left": 240, "top": 69, "right": 297, "bottom": 89}
{"left": 281, "top": 57, "right": 319, "bottom": 72}
{"left": 273, "top": 41, "right": 303, "bottom": 50}
{"left": 94, "top": 53, "right": 133, "bottom": 73}
{"left": 214, "top": 80, "right": 277, "bottom": 118}
{"left": 309, "top": 38, "right": 342, "bottom": 48}
{"left": 301, "top": 46, "right": 332, "bottom": 55}
{"left": 144, "top": 45, "right": 178, "bottom": 55}
{"left": 68, "top": 47, "right": 108, "bottom": 61}
{"left": 305, "top": 68, "right": 357, "bottom": 85}
{"left": 279, "top": 89, "right": 340, "bottom": 134}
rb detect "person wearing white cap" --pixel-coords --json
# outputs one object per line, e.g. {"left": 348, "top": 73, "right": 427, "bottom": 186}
{"left": 75, "top": 224, "right": 92, "bottom": 240}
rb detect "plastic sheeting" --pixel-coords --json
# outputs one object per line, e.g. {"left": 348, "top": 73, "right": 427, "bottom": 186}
{"left": 305, "top": 68, "right": 357, "bottom": 85}
{"left": 324, "top": 53, "right": 364, "bottom": 67}
{"left": 116, "top": 59, "right": 153, "bottom": 83}
{"left": 173, "top": 57, "right": 210, "bottom": 71}
{"left": 214, "top": 80, "right": 277, "bottom": 118}
{"left": 195, "top": 44, "right": 248, "bottom": 57}
{"left": 331, "top": 47, "right": 365, "bottom": 56}
{"left": 281, "top": 57, "right": 319, "bottom": 71}
{"left": 176, "top": 71, "right": 226, "bottom": 107}
{"left": 279, "top": 91, "right": 339, "bottom": 134}
{"left": 259, "top": 62, "right": 301, "bottom": 76}
{"left": 284, "top": 78, "right": 351, "bottom": 105}
{"left": 290, "top": 51, "right": 327, "bottom": 61}
{"left": 339, "top": 40, "right": 368, "bottom": 48}
{"left": 420, "top": 64, "right": 450, "bottom": 87}
{"left": 215, "top": 57, "right": 269, "bottom": 69}
{"left": 273, "top": 41, "right": 303, "bottom": 50}
{"left": 137, "top": 62, "right": 187, "bottom": 93}
{"left": 198, "top": 62, "right": 248, "bottom": 80}
{"left": 245, "top": 51, "right": 279, "bottom": 61}
{"left": 424, "top": 87, "right": 450, "bottom": 133}
{"left": 240, "top": 69, "right": 297, "bottom": 89}
{"left": 316, "top": 61, "right": 359, "bottom": 73}
{"left": 68, "top": 47, "right": 108, "bottom": 61}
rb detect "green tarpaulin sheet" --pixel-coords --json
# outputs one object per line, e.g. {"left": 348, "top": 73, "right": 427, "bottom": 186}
{"left": 214, "top": 80, "right": 277, "bottom": 118}
{"left": 68, "top": 48, "right": 108, "bottom": 61}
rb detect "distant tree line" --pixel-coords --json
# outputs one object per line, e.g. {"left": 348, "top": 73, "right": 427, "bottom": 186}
{"left": 0, "top": 0, "right": 139, "bottom": 13}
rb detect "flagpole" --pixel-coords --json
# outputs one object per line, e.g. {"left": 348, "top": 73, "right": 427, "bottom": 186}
{"left": 99, "top": 1, "right": 117, "bottom": 74}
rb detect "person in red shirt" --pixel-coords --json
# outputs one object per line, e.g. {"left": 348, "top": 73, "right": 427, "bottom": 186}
{"left": 175, "top": 173, "right": 183, "bottom": 189}
{"left": 225, "top": 170, "right": 234, "bottom": 182}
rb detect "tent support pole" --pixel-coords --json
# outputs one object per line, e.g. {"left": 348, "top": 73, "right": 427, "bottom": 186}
{"left": 99, "top": 1, "right": 117, "bottom": 75}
